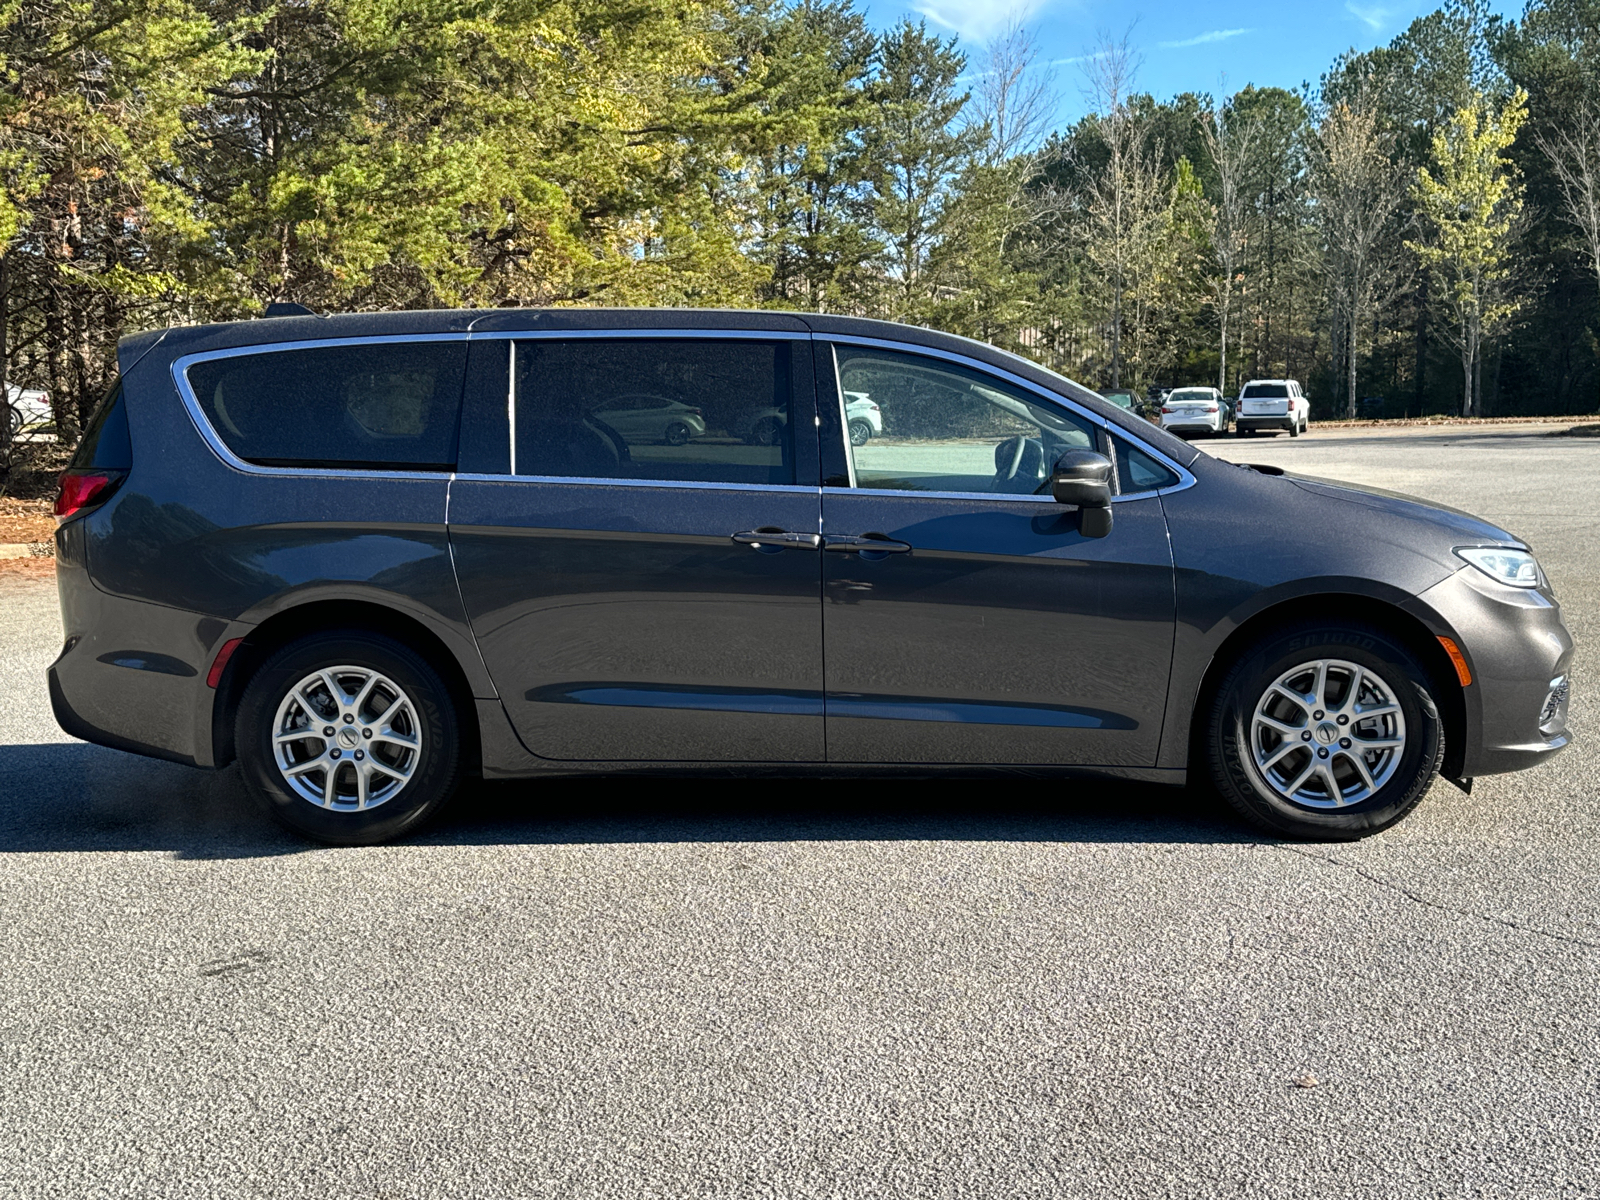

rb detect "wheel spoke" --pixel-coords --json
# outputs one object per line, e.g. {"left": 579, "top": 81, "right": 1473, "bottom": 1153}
{"left": 1340, "top": 750, "right": 1378, "bottom": 795}
{"left": 274, "top": 728, "right": 320, "bottom": 745}
{"left": 1271, "top": 684, "right": 1311, "bottom": 712}
{"left": 1352, "top": 702, "right": 1399, "bottom": 719}
{"left": 355, "top": 762, "right": 371, "bottom": 809}
{"left": 373, "top": 728, "right": 418, "bottom": 751}
{"left": 283, "top": 754, "right": 328, "bottom": 778}
{"left": 1257, "top": 713, "right": 1301, "bottom": 736}
{"left": 1311, "top": 661, "right": 1329, "bottom": 709}
{"left": 1281, "top": 758, "right": 1318, "bottom": 798}
{"left": 1351, "top": 735, "right": 1403, "bottom": 750}
{"left": 1317, "top": 763, "right": 1345, "bottom": 805}
{"left": 352, "top": 671, "right": 382, "bottom": 715}
{"left": 368, "top": 756, "right": 412, "bottom": 783}
{"left": 1260, "top": 740, "right": 1301, "bottom": 770}
{"left": 321, "top": 763, "right": 339, "bottom": 807}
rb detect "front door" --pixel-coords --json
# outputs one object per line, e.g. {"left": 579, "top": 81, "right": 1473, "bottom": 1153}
{"left": 450, "top": 335, "right": 824, "bottom": 762}
{"left": 817, "top": 343, "right": 1177, "bottom": 766}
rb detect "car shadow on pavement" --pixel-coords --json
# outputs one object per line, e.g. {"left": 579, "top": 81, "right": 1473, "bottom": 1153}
{"left": 0, "top": 741, "right": 1265, "bottom": 858}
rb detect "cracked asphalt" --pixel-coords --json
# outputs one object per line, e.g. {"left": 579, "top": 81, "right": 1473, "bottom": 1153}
{"left": 1, "top": 421, "right": 1597, "bottom": 1198}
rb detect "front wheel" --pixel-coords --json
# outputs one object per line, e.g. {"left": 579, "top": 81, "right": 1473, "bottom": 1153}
{"left": 1206, "top": 621, "right": 1444, "bottom": 839}
{"left": 848, "top": 419, "right": 873, "bottom": 446}
{"left": 235, "top": 630, "right": 462, "bottom": 845}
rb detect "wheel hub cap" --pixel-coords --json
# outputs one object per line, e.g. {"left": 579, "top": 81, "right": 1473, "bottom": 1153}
{"left": 271, "top": 666, "right": 422, "bottom": 812}
{"left": 1249, "top": 658, "right": 1407, "bottom": 809}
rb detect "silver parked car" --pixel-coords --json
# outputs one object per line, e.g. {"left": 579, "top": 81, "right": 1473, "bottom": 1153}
{"left": 590, "top": 394, "right": 707, "bottom": 446}
{"left": 844, "top": 391, "right": 883, "bottom": 445}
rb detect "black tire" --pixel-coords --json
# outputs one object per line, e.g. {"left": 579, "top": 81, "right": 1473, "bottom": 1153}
{"left": 664, "top": 421, "right": 691, "bottom": 446}
{"left": 848, "top": 418, "right": 872, "bottom": 446}
{"left": 1289, "top": 419, "right": 1299, "bottom": 437}
{"left": 4, "top": 403, "right": 19, "bottom": 439}
{"left": 1205, "top": 621, "right": 1444, "bottom": 839}
{"left": 750, "top": 416, "right": 783, "bottom": 446}
{"left": 235, "top": 629, "right": 462, "bottom": 845}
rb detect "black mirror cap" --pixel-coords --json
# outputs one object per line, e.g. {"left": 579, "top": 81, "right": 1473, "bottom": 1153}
{"left": 1050, "top": 449, "right": 1114, "bottom": 538}
{"left": 1050, "top": 449, "right": 1112, "bottom": 507}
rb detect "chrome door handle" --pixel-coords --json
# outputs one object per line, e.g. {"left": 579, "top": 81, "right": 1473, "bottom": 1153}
{"left": 822, "top": 534, "right": 912, "bottom": 555}
{"left": 731, "top": 529, "right": 822, "bottom": 551}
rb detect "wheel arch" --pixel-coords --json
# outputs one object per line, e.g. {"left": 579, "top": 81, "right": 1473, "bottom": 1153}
{"left": 211, "top": 598, "right": 483, "bottom": 775}
{"left": 1183, "top": 593, "right": 1469, "bottom": 782}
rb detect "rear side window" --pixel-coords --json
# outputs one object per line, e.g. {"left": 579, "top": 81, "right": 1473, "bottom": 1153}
{"left": 186, "top": 342, "right": 468, "bottom": 470}
{"left": 71, "top": 378, "right": 131, "bottom": 469}
{"left": 1242, "top": 383, "right": 1288, "bottom": 398}
{"left": 512, "top": 339, "right": 794, "bottom": 485}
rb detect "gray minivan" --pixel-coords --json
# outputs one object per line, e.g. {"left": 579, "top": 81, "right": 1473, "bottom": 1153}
{"left": 51, "top": 308, "right": 1572, "bottom": 844}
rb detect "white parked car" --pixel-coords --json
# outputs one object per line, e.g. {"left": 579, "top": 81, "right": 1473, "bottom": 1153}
{"left": 1159, "top": 386, "right": 1227, "bottom": 437}
{"left": 1235, "top": 379, "right": 1309, "bottom": 438}
{"left": 844, "top": 391, "right": 882, "bottom": 446}
{"left": 5, "top": 382, "right": 50, "bottom": 437}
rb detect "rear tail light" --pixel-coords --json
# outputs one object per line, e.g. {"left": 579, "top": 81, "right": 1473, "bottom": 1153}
{"left": 54, "top": 469, "right": 127, "bottom": 523}
{"left": 207, "top": 637, "right": 245, "bottom": 689}
{"left": 686, "top": 407, "right": 704, "bottom": 417}
{"left": 1160, "top": 406, "right": 1173, "bottom": 414}
{"left": 1204, "top": 405, "right": 1218, "bottom": 412}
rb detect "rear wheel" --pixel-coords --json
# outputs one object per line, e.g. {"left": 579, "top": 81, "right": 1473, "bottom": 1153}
{"left": 848, "top": 418, "right": 873, "bottom": 446}
{"left": 1206, "top": 621, "right": 1444, "bottom": 839}
{"left": 664, "top": 421, "right": 692, "bottom": 446}
{"left": 236, "top": 630, "right": 462, "bottom": 845}
{"left": 1289, "top": 419, "right": 1299, "bottom": 437}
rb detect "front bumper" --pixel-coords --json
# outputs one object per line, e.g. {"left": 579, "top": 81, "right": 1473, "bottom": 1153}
{"left": 1410, "top": 566, "right": 1574, "bottom": 777}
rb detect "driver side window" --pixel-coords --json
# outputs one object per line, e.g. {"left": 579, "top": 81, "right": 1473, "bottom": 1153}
{"left": 833, "top": 346, "right": 1096, "bottom": 495}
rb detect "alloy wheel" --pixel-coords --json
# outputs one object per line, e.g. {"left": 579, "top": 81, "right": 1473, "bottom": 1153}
{"left": 271, "top": 665, "right": 423, "bottom": 811}
{"left": 1248, "top": 658, "right": 1407, "bottom": 809}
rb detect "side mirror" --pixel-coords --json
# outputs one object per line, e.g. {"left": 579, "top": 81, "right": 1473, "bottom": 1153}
{"left": 1050, "top": 449, "right": 1114, "bottom": 538}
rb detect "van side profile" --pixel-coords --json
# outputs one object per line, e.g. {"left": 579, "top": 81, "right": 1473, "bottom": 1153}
{"left": 50, "top": 309, "right": 1571, "bottom": 844}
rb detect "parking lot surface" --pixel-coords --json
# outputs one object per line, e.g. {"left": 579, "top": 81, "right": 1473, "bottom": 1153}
{"left": 1, "top": 421, "right": 1597, "bottom": 1198}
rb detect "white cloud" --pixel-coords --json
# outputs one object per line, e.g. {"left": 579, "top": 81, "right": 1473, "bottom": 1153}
{"left": 1344, "top": 3, "right": 1391, "bottom": 31}
{"left": 914, "top": 0, "right": 1052, "bottom": 43}
{"left": 1158, "top": 28, "right": 1252, "bottom": 50}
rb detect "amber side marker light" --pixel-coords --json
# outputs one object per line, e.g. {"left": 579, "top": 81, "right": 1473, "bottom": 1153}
{"left": 1437, "top": 636, "right": 1473, "bottom": 687}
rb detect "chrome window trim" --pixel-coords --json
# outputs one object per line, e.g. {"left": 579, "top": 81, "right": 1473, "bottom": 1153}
{"left": 455, "top": 472, "right": 820, "bottom": 496}
{"left": 467, "top": 328, "right": 813, "bottom": 342}
{"left": 820, "top": 486, "right": 1163, "bottom": 506}
{"left": 172, "top": 335, "right": 469, "bottom": 481}
{"left": 820, "top": 333, "right": 1196, "bottom": 499}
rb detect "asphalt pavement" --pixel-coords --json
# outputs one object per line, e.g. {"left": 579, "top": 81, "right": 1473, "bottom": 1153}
{"left": 1, "top": 421, "right": 1597, "bottom": 1198}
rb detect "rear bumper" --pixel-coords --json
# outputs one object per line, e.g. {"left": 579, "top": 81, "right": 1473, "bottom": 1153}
{"left": 1409, "top": 567, "right": 1574, "bottom": 778}
{"left": 1236, "top": 415, "right": 1293, "bottom": 431}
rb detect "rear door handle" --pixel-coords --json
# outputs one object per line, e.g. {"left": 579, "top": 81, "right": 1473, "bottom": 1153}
{"left": 732, "top": 528, "right": 822, "bottom": 552}
{"left": 822, "top": 533, "right": 912, "bottom": 555}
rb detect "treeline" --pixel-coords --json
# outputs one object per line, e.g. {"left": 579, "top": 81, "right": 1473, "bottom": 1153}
{"left": 3, "top": 0, "right": 1599, "bottom": 443}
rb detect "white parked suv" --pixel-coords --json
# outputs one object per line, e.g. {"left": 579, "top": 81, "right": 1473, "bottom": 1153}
{"left": 844, "top": 391, "right": 883, "bottom": 446}
{"left": 1159, "top": 386, "right": 1227, "bottom": 437}
{"left": 1235, "top": 379, "right": 1308, "bottom": 437}
{"left": 4, "top": 382, "right": 50, "bottom": 438}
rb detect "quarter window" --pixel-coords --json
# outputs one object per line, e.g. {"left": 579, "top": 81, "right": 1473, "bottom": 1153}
{"left": 511, "top": 339, "right": 794, "bottom": 485}
{"left": 832, "top": 346, "right": 1096, "bottom": 495}
{"left": 187, "top": 342, "right": 467, "bottom": 470}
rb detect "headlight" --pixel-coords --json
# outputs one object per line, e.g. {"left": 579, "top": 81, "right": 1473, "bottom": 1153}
{"left": 1456, "top": 546, "right": 1541, "bottom": 588}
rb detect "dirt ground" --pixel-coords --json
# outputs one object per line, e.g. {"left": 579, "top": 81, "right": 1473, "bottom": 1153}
{"left": 0, "top": 498, "right": 54, "bottom": 545}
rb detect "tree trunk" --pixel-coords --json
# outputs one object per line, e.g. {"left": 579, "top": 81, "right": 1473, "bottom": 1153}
{"left": 1347, "top": 309, "right": 1358, "bottom": 420}
{"left": 1218, "top": 296, "right": 1228, "bottom": 395}
{"left": 1413, "top": 276, "right": 1427, "bottom": 417}
{"left": 0, "top": 253, "right": 8, "bottom": 452}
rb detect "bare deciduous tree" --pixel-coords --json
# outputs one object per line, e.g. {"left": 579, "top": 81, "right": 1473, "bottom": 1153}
{"left": 972, "top": 19, "right": 1058, "bottom": 166}
{"left": 1199, "top": 100, "right": 1261, "bottom": 397}
{"left": 1076, "top": 32, "right": 1168, "bottom": 389}
{"left": 1309, "top": 94, "right": 1411, "bottom": 418}
{"left": 1536, "top": 104, "right": 1600, "bottom": 311}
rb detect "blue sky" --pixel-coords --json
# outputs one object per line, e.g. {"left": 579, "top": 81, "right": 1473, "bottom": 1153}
{"left": 861, "top": 0, "right": 1522, "bottom": 127}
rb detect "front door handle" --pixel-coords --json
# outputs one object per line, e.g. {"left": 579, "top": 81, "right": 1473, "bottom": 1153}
{"left": 822, "top": 533, "right": 912, "bottom": 555}
{"left": 732, "top": 528, "right": 822, "bottom": 552}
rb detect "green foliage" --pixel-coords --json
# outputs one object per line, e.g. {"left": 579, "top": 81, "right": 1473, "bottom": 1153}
{"left": 1, "top": 0, "right": 1598, "bottom": 446}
